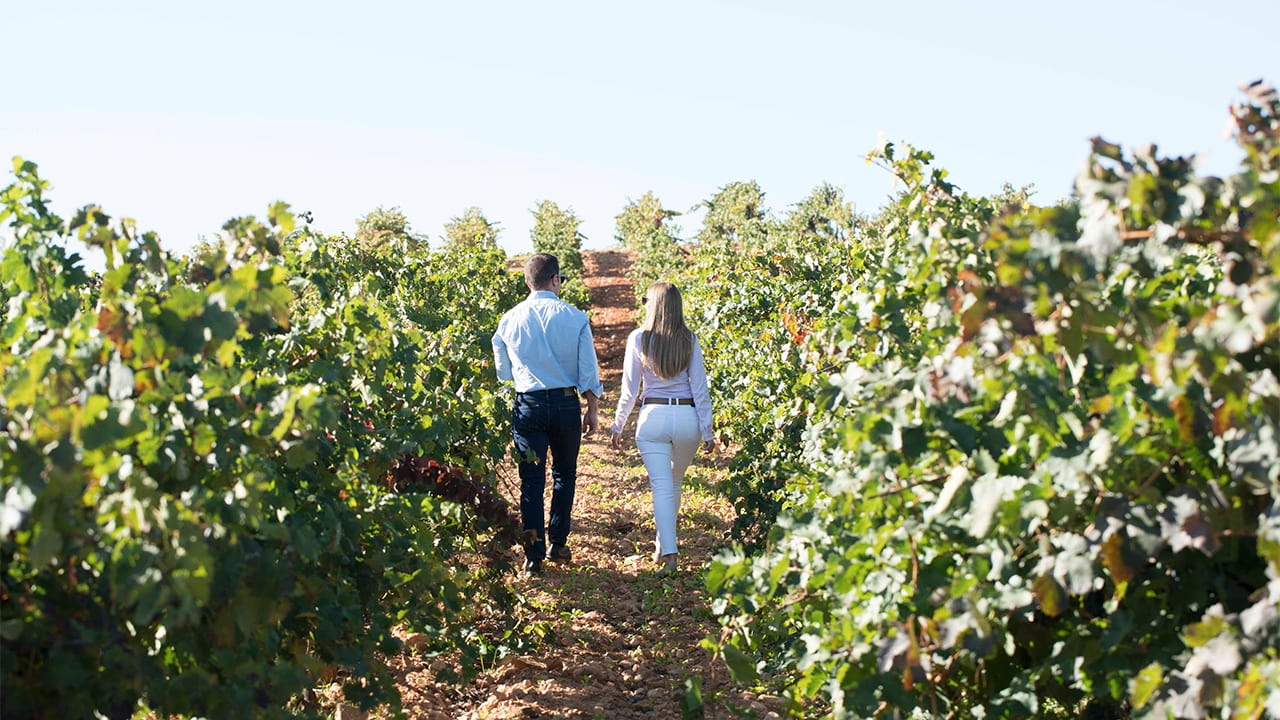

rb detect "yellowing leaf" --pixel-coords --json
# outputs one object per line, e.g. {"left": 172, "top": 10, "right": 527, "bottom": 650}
{"left": 1100, "top": 532, "right": 1137, "bottom": 584}
{"left": 1131, "top": 662, "right": 1163, "bottom": 708}
{"left": 1033, "top": 575, "right": 1066, "bottom": 617}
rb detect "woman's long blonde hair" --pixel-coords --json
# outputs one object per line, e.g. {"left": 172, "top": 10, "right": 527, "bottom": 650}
{"left": 640, "top": 282, "right": 693, "bottom": 380}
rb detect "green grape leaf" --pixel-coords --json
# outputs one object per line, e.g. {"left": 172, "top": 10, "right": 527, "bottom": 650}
{"left": 722, "top": 643, "right": 759, "bottom": 683}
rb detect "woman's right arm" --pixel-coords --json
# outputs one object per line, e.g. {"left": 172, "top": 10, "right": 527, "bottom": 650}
{"left": 611, "top": 331, "right": 642, "bottom": 436}
{"left": 689, "top": 335, "right": 714, "bottom": 445}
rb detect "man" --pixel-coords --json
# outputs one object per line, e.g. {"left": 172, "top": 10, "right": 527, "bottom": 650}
{"left": 492, "top": 253, "right": 602, "bottom": 576}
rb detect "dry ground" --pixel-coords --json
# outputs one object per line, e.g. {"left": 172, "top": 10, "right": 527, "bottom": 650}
{"left": 376, "top": 250, "right": 784, "bottom": 719}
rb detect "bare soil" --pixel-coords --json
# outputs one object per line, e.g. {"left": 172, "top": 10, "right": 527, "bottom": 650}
{"left": 379, "top": 250, "right": 781, "bottom": 719}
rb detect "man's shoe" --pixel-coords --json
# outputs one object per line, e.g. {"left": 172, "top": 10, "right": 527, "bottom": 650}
{"left": 548, "top": 544, "right": 572, "bottom": 563}
{"left": 523, "top": 558, "right": 542, "bottom": 577}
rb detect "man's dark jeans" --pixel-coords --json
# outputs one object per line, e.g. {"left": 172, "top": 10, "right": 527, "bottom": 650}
{"left": 512, "top": 389, "right": 580, "bottom": 562}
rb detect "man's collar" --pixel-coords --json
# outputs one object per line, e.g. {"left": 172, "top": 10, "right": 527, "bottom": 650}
{"left": 529, "top": 290, "right": 559, "bottom": 300}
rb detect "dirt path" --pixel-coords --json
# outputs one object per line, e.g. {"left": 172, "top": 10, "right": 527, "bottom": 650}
{"left": 384, "top": 250, "right": 775, "bottom": 719}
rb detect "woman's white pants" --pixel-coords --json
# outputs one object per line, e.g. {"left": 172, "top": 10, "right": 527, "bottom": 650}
{"left": 635, "top": 404, "right": 701, "bottom": 556}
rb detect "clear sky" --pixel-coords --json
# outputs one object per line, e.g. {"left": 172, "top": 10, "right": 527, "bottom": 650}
{"left": 4, "top": 0, "right": 1277, "bottom": 263}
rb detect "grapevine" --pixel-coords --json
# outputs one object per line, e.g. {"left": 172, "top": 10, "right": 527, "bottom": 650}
{"left": 0, "top": 161, "right": 530, "bottom": 719}
{"left": 688, "top": 82, "right": 1280, "bottom": 718}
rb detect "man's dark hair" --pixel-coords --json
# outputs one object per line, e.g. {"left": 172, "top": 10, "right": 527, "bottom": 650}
{"left": 524, "top": 253, "right": 560, "bottom": 289}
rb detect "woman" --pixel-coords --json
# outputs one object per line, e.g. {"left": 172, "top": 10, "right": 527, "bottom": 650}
{"left": 610, "top": 282, "right": 714, "bottom": 575}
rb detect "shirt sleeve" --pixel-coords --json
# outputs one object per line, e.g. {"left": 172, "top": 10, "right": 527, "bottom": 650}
{"left": 611, "top": 331, "right": 642, "bottom": 435}
{"left": 576, "top": 316, "right": 604, "bottom": 398}
{"left": 492, "top": 318, "right": 513, "bottom": 386}
{"left": 689, "top": 334, "right": 714, "bottom": 441}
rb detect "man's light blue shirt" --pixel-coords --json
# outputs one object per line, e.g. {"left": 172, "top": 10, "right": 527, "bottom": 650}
{"left": 492, "top": 291, "right": 604, "bottom": 397}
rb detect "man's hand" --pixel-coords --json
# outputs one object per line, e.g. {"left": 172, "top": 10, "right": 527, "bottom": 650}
{"left": 581, "top": 407, "right": 599, "bottom": 437}
{"left": 701, "top": 439, "right": 716, "bottom": 454}
{"left": 610, "top": 432, "right": 624, "bottom": 451}
{"left": 581, "top": 390, "right": 600, "bottom": 437}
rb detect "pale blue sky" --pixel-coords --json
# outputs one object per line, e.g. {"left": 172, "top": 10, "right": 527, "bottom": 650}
{"left": 4, "top": 0, "right": 1276, "bottom": 262}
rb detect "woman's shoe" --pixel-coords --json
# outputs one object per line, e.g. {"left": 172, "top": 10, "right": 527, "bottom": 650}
{"left": 657, "top": 553, "right": 677, "bottom": 575}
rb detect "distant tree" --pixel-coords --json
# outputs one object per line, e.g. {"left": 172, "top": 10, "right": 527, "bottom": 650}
{"left": 443, "top": 207, "right": 501, "bottom": 250}
{"left": 695, "top": 180, "right": 772, "bottom": 250}
{"left": 356, "top": 206, "right": 425, "bottom": 250}
{"left": 614, "top": 191, "right": 685, "bottom": 299}
{"left": 781, "top": 182, "right": 858, "bottom": 242}
{"left": 530, "top": 200, "right": 584, "bottom": 275}
{"left": 614, "top": 191, "right": 680, "bottom": 251}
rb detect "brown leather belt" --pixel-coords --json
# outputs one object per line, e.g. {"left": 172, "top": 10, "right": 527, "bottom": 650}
{"left": 643, "top": 397, "right": 694, "bottom": 406}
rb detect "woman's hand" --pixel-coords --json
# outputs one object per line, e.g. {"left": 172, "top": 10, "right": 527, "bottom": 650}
{"left": 610, "top": 432, "right": 624, "bottom": 451}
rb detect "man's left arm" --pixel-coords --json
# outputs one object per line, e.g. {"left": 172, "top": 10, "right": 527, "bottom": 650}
{"left": 492, "top": 324, "right": 514, "bottom": 386}
{"left": 577, "top": 319, "right": 604, "bottom": 436}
